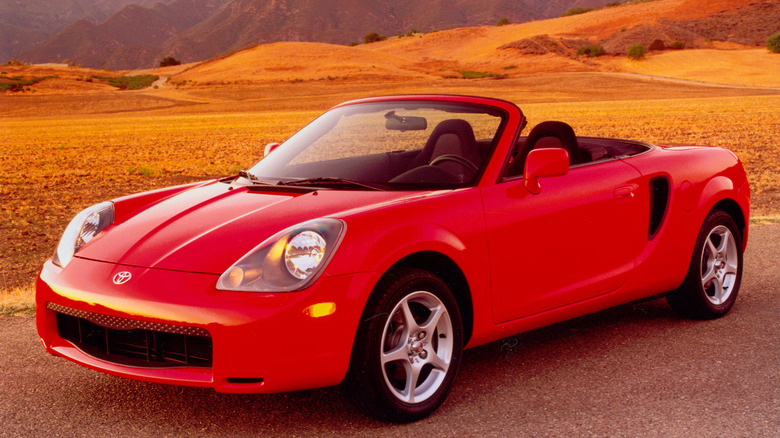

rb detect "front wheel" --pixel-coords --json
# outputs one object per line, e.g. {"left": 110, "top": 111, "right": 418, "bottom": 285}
{"left": 666, "top": 210, "right": 743, "bottom": 319}
{"left": 344, "top": 268, "right": 463, "bottom": 423}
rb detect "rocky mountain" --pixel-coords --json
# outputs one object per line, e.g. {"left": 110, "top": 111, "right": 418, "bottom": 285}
{"left": 0, "top": 0, "right": 176, "bottom": 62}
{"left": 8, "top": 0, "right": 606, "bottom": 69}
{"left": 16, "top": 0, "right": 230, "bottom": 68}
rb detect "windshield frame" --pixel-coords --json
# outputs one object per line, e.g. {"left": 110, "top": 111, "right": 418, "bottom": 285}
{"left": 246, "top": 99, "right": 510, "bottom": 191}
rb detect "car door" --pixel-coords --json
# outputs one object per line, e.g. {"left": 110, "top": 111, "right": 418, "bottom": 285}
{"left": 482, "top": 159, "right": 646, "bottom": 323}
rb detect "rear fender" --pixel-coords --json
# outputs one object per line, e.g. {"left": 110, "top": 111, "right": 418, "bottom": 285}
{"left": 696, "top": 176, "right": 733, "bottom": 212}
{"left": 695, "top": 175, "right": 749, "bottom": 250}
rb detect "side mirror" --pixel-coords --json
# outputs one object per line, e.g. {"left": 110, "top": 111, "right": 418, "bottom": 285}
{"left": 264, "top": 142, "right": 280, "bottom": 157}
{"left": 523, "top": 148, "right": 569, "bottom": 194}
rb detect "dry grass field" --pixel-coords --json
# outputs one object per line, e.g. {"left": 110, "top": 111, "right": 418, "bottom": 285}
{"left": 2, "top": 74, "right": 779, "bottom": 313}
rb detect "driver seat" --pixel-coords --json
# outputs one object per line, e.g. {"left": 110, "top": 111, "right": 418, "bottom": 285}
{"left": 408, "top": 119, "right": 480, "bottom": 181}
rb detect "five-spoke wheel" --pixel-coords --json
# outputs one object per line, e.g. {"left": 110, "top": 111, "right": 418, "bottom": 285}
{"left": 345, "top": 268, "right": 463, "bottom": 423}
{"left": 667, "top": 210, "right": 743, "bottom": 319}
{"left": 381, "top": 291, "right": 455, "bottom": 404}
{"left": 700, "top": 224, "right": 739, "bottom": 306}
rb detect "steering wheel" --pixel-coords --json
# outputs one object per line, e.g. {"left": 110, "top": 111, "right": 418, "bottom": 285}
{"left": 429, "top": 154, "right": 478, "bottom": 173}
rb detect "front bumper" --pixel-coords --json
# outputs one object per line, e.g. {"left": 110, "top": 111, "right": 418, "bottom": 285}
{"left": 36, "top": 257, "right": 378, "bottom": 393}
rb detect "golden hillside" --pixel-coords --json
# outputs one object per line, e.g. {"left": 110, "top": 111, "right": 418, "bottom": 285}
{"left": 173, "top": 0, "right": 779, "bottom": 87}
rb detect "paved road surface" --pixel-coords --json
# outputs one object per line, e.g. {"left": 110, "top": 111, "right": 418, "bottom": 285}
{"left": 2, "top": 225, "right": 778, "bottom": 437}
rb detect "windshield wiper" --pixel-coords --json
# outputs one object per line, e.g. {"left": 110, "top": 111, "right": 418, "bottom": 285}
{"left": 238, "top": 169, "right": 261, "bottom": 181}
{"left": 278, "top": 177, "right": 384, "bottom": 191}
{"left": 238, "top": 169, "right": 279, "bottom": 186}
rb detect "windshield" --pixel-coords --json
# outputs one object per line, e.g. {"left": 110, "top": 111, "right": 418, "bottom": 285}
{"left": 248, "top": 101, "right": 506, "bottom": 190}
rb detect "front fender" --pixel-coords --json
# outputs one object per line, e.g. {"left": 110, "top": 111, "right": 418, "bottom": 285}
{"left": 324, "top": 189, "right": 492, "bottom": 346}
{"left": 360, "top": 223, "right": 469, "bottom": 274}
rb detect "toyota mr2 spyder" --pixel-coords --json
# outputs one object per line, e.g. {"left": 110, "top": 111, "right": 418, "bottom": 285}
{"left": 37, "top": 95, "right": 749, "bottom": 422}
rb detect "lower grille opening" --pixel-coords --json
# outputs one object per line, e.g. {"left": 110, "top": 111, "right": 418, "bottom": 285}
{"left": 54, "top": 307, "right": 212, "bottom": 369}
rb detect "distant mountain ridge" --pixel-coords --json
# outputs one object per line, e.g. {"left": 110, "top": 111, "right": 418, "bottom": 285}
{"left": 9, "top": 0, "right": 606, "bottom": 69}
{"left": 0, "top": 0, "right": 176, "bottom": 62}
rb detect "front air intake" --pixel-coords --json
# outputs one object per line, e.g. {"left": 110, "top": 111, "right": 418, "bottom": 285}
{"left": 50, "top": 302, "right": 212, "bottom": 368}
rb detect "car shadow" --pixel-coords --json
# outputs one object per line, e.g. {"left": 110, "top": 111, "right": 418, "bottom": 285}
{"left": 58, "top": 297, "right": 689, "bottom": 434}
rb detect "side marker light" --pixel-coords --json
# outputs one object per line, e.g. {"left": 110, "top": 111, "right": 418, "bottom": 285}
{"left": 303, "top": 302, "right": 336, "bottom": 318}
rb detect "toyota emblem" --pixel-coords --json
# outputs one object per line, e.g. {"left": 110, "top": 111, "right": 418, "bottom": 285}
{"left": 112, "top": 271, "right": 132, "bottom": 285}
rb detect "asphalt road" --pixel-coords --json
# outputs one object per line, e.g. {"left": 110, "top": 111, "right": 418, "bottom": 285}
{"left": 2, "top": 225, "right": 778, "bottom": 437}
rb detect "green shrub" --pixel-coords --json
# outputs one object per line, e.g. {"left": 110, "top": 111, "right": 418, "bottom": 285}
{"left": 627, "top": 44, "right": 647, "bottom": 60}
{"left": 607, "top": 1, "right": 622, "bottom": 6}
{"left": 91, "top": 74, "right": 158, "bottom": 90}
{"left": 458, "top": 70, "right": 507, "bottom": 79}
{"left": 577, "top": 45, "right": 606, "bottom": 57}
{"left": 496, "top": 17, "right": 510, "bottom": 26}
{"left": 670, "top": 41, "right": 685, "bottom": 50}
{"left": 768, "top": 32, "right": 780, "bottom": 53}
{"left": 159, "top": 56, "right": 181, "bottom": 67}
{"left": 0, "top": 75, "right": 57, "bottom": 92}
{"left": 363, "top": 32, "right": 387, "bottom": 44}
{"left": 562, "top": 7, "right": 593, "bottom": 17}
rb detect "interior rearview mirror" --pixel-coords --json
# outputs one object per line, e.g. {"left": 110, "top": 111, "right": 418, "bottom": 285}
{"left": 385, "top": 111, "right": 427, "bottom": 131}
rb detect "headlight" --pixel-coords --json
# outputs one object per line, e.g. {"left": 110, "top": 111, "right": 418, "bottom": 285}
{"left": 217, "top": 218, "right": 345, "bottom": 292}
{"left": 53, "top": 201, "right": 114, "bottom": 268}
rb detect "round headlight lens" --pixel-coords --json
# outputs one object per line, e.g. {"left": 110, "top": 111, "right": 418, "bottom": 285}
{"left": 284, "top": 231, "right": 326, "bottom": 279}
{"left": 216, "top": 218, "right": 345, "bottom": 292}
{"left": 53, "top": 201, "right": 114, "bottom": 268}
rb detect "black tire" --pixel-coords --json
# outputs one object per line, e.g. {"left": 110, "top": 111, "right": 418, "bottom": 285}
{"left": 344, "top": 268, "right": 463, "bottom": 423}
{"left": 666, "top": 210, "right": 743, "bottom": 319}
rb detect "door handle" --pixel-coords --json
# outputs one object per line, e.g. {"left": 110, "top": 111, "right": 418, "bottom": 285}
{"left": 613, "top": 186, "right": 635, "bottom": 201}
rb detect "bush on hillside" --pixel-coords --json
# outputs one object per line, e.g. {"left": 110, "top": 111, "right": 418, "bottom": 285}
{"left": 577, "top": 45, "right": 606, "bottom": 57}
{"left": 670, "top": 41, "right": 685, "bottom": 50}
{"left": 627, "top": 44, "right": 647, "bottom": 60}
{"left": 363, "top": 32, "right": 387, "bottom": 44}
{"left": 649, "top": 39, "right": 665, "bottom": 51}
{"left": 561, "top": 7, "right": 593, "bottom": 17}
{"left": 159, "top": 56, "right": 181, "bottom": 67}
{"left": 768, "top": 32, "right": 780, "bottom": 53}
{"left": 90, "top": 74, "right": 158, "bottom": 90}
{"left": 496, "top": 17, "right": 510, "bottom": 26}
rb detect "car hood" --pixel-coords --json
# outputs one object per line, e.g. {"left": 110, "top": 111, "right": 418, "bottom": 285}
{"left": 76, "top": 181, "right": 419, "bottom": 274}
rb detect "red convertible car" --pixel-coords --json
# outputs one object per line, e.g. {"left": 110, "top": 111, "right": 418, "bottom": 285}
{"left": 37, "top": 95, "right": 749, "bottom": 422}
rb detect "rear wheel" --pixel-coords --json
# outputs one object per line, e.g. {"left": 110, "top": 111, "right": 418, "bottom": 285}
{"left": 344, "top": 268, "right": 463, "bottom": 423}
{"left": 667, "top": 210, "right": 743, "bottom": 319}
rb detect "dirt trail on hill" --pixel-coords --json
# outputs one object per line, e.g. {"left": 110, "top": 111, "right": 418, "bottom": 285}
{"left": 611, "top": 72, "right": 780, "bottom": 91}
{"left": 151, "top": 76, "right": 168, "bottom": 88}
